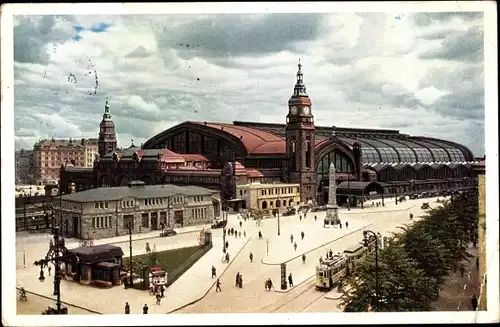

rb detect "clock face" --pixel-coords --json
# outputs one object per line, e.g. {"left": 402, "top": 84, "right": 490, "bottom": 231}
{"left": 302, "top": 106, "right": 310, "bottom": 115}
{"left": 290, "top": 106, "right": 298, "bottom": 115}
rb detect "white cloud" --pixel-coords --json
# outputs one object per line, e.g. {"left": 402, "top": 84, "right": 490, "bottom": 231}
{"left": 11, "top": 11, "right": 486, "bottom": 156}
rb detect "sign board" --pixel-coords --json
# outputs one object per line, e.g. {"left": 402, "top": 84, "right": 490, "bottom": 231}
{"left": 280, "top": 263, "right": 287, "bottom": 290}
{"left": 369, "top": 191, "right": 377, "bottom": 195}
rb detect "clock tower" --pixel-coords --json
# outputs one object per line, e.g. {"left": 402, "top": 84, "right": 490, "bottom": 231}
{"left": 285, "top": 60, "right": 316, "bottom": 204}
{"left": 98, "top": 99, "right": 117, "bottom": 158}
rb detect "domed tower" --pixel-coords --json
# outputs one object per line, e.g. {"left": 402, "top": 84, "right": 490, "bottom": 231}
{"left": 98, "top": 99, "right": 117, "bottom": 158}
{"left": 285, "top": 60, "right": 316, "bottom": 203}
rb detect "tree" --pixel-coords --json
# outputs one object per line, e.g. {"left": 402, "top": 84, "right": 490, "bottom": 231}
{"left": 340, "top": 243, "right": 435, "bottom": 312}
{"left": 340, "top": 191, "right": 479, "bottom": 311}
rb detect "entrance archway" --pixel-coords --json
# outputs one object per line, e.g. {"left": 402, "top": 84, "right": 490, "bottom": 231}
{"left": 276, "top": 200, "right": 281, "bottom": 207}
{"left": 262, "top": 201, "right": 268, "bottom": 209}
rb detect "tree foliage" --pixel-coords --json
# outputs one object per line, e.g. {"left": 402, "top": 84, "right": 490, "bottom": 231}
{"left": 339, "top": 191, "right": 478, "bottom": 311}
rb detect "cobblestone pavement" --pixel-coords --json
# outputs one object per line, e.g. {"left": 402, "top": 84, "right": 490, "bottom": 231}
{"left": 15, "top": 197, "right": 440, "bottom": 315}
{"left": 432, "top": 244, "right": 481, "bottom": 312}
{"left": 16, "top": 292, "right": 95, "bottom": 315}
{"left": 176, "top": 197, "right": 434, "bottom": 314}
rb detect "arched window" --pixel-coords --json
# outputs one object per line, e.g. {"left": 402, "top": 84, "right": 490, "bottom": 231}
{"left": 262, "top": 201, "right": 268, "bottom": 209}
{"left": 316, "top": 150, "right": 354, "bottom": 183}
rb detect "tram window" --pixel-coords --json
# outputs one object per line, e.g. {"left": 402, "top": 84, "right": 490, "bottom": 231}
{"left": 318, "top": 272, "right": 324, "bottom": 278}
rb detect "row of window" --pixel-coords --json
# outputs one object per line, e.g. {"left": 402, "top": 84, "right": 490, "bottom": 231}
{"left": 122, "top": 200, "right": 135, "bottom": 208}
{"left": 144, "top": 198, "right": 165, "bottom": 206}
{"left": 95, "top": 202, "right": 110, "bottom": 209}
{"left": 92, "top": 216, "right": 112, "bottom": 229}
{"left": 193, "top": 196, "right": 205, "bottom": 202}
{"left": 192, "top": 208, "right": 207, "bottom": 219}
{"left": 260, "top": 187, "right": 299, "bottom": 196}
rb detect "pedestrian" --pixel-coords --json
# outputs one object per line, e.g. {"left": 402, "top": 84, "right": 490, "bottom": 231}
{"left": 265, "top": 280, "right": 269, "bottom": 291}
{"left": 304, "top": 212, "right": 307, "bottom": 219}
{"left": 239, "top": 221, "right": 242, "bottom": 228}
{"left": 267, "top": 278, "right": 274, "bottom": 291}
{"left": 345, "top": 221, "right": 349, "bottom": 229}
{"left": 125, "top": 302, "right": 130, "bottom": 314}
{"left": 238, "top": 231, "right": 241, "bottom": 238}
{"left": 124, "top": 277, "right": 128, "bottom": 289}
{"left": 301, "top": 231, "right": 305, "bottom": 240}
{"left": 249, "top": 252, "right": 253, "bottom": 263}
{"left": 288, "top": 273, "right": 294, "bottom": 287}
{"left": 235, "top": 230, "right": 238, "bottom": 238}
{"left": 143, "top": 304, "right": 149, "bottom": 314}
{"left": 258, "top": 231, "right": 262, "bottom": 239}
{"left": 302, "top": 253, "right": 306, "bottom": 264}
{"left": 225, "top": 241, "right": 229, "bottom": 249}
{"left": 299, "top": 215, "right": 302, "bottom": 222}
{"left": 314, "top": 215, "right": 317, "bottom": 221}
{"left": 244, "top": 231, "right": 246, "bottom": 238}
{"left": 319, "top": 256, "right": 323, "bottom": 264}
{"left": 329, "top": 249, "right": 333, "bottom": 258}
{"left": 294, "top": 242, "right": 297, "bottom": 251}
{"left": 236, "top": 272, "right": 240, "bottom": 287}
{"left": 212, "top": 265, "right": 217, "bottom": 278}
{"left": 460, "top": 264, "right": 465, "bottom": 278}
{"left": 239, "top": 274, "right": 243, "bottom": 288}
{"left": 339, "top": 222, "right": 342, "bottom": 229}
{"left": 471, "top": 294, "right": 478, "bottom": 311}
{"left": 290, "top": 234, "right": 294, "bottom": 244}
{"left": 156, "top": 292, "right": 161, "bottom": 305}
{"left": 160, "top": 285, "right": 165, "bottom": 298}
{"left": 225, "top": 252, "right": 230, "bottom": 263}
{"left": 215, "top": 278, "right": 222, "bottom": 292}
{"left": 146, "top": 242, "right": 151, "bottom": 254}
{"left": 48, "top": 265, "right": 52, "bottom": 276}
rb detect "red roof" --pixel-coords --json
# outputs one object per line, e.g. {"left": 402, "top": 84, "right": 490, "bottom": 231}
{"left": 159, "top": 149, "right": 185, "bottom": 162}
{"left": 191, "top": 122, "right": 285, "bottom": 155}
{"left": 246, "top": 168, "right": 264, "bottom": 178}
{"left": 180, "top": 154, "right": 209, "bottom": 162}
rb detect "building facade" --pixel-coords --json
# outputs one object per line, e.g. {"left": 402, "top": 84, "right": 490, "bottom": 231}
{"left": 33, "top": 138, "right": 98, "bottom": 184}
{"left": 57, "top": 181, "right": 219, "bottom": 239}
{"left": 474, "top": 160, "right": 486, "bottom": 310}
{"left": 84, "top": 139, "right": 99, "bottom": 168}
{"left": 60, "top": 62, "right": 478, "bottom": 207}
{"left": 237, "top": 182, "right": 301, "bottom": 211}
{"left": 15, "top": 149, "right": 34, "bottom": 184}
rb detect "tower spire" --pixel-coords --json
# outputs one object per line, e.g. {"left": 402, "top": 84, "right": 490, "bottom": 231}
{"left": 293, "top": 59, "right": 307, "bottom": 97}
{"left": 103, "top": 98, "right": 111, "bottom": 120}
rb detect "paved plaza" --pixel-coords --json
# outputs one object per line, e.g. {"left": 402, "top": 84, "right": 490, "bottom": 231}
{"left": 16, "top": 196, "right": 442, "bottom": 314}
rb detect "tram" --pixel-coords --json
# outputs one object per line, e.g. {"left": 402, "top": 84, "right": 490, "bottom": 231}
{"left": 315, "top": 237, "right": 378, "bottom": 290}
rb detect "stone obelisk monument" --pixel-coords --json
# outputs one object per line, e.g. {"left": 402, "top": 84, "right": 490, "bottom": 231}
{"left": 324, "top": 162, "right": 340, "bottom": 227}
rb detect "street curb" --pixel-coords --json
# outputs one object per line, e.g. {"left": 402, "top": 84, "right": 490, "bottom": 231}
{"left": 273, "top": 274, "right": 316, "bottom": 294}
{"left": 105, "top": 226, "right": 210, "bottom": 246}
{"left": 16, "top": 287, "right": 103, "bottom": 314}
{"left": 260, "top": 223, "right": 373, "bottom": 266}
{"left": 166, "top": 236, "right": 253, "bottom": 314}
{"left": 340, "top": 204, "right": 416, "bottom": 215}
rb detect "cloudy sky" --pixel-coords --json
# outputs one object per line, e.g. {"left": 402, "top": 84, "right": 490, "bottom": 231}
{"left": 12, "top": 9, "right": 486, "bottom": 156}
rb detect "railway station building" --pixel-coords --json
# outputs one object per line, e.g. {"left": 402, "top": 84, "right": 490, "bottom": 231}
{"left": 60, "top": 62, "right": 478, "bottom": 209}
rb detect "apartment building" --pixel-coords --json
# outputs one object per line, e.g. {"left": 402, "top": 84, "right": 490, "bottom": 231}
{"left": 84, "top": 139, "right": 99, "bottom": 168}
{"left": 15, "top": 149, "right": 34, "bottom": 184}
{"left": 32, "top": 138, "right": 98, "bottom": 184}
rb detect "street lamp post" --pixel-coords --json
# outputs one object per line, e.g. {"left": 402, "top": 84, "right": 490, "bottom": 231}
{"left": 266, "top": 238, "right": 269, "bottom": 255}
{"left": 394, "top": 184, "right": 398, "bottom": 205}
{"left": 347, "top": 177, "right": 351, "bottom": 211}
{"left": 128, "top": 219, "right": 134, "bottom": 287}
{"left": 277, "top": 196, "right": 281, "bottom": 236}
{"left": 363, "top": 229, "right": 379, "bottom": 311}
{"left": 33, "top": 226, "right": 67, "bottom": 314}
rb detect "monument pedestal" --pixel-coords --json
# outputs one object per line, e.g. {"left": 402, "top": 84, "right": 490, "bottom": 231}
{"left": 324, "top": 204, "right": 339, "bottom": 227}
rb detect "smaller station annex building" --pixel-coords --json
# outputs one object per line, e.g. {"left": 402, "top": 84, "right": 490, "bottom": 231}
{"left": 60, "top": 62, "right": 478, "bottom": 208}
